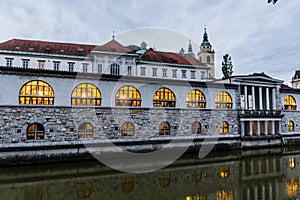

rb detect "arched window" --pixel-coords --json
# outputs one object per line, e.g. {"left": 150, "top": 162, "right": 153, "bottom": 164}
{"left": 121, "top": 177, "right": 134, "bottom": 193}
{"left": 191, "top": 169, "right": 202, "bottom": 183}
{"left": 216, "top": 190, "right": 234, "bottom": 200}
{"left": 219, "top": 166, "right": 230, "bottom": 178}
{"left": 110, "top": 63, "right": 120, "bottom": 75}
{"left": 186, "top": 90, "right": 206, "bottom": 108}
{"left": 159, "top": 122, "right": 171, "bottom": 136}
{"left": 159, "top": 172, "right": 171, "bottom": 187}
{"left": 289, "top": 158, "right": 296, "bottom": 169}
{"left": 77, "top": 181, "right": 93, "bottom": 199}
{"left": 19, "top": 80, "right": 54, "bottom": 105}
{"left": 121, "top": 122, "right": 135, "bottom": 137}
{"left": 27, "top": 123, "right": 45, "bottom": 140}
{"left": 153, "top": 87, "right": 176, "bottom": 107}
{"left": 192, "top": 122, "right": 201, "bottom": 134}
{"left": 288, "top": 121, "right": 295, "bottom": 132}
{"left": 284, "top": 95, "right": 297, "bottom": 110}
{"left": 115, "top": 86, "right": 141, "bottom": 107}
{"left": 286, "top": 178, "right": 299, "bottom": 198}
{"left": 215, "top": 92, "right": 232, "bottom": 109}
{"left": 71, "top": 83, "right": 101, "bottom": 106}
{"left": 78, "top": 122, "right": 93, "bottom": 138}
{"left": 207, "top": 56, "right": 211, "bottom": 64}
{"left": 220, "top": 121, "right": 229, "bottom": 134}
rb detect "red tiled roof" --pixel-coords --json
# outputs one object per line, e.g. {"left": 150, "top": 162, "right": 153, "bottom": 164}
{"left": 93, "top": 39, "right": 131, "bottom": 53}
{"left": 183, "top": 54, "right": 206, "bottom": 66}
{"left": 0, "top": 39, "right": 97, "bottom": 56}
{"left": 138, "top": 49, "right": 192, "bottom": 65}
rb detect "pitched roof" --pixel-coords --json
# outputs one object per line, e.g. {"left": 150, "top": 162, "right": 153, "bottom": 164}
{"left": 138, "top": 49, "right": 192, "bottom": 65}
{"left": 0, "top": 39, "right": 96, "bottom": 56}
{"left": 183, "top": 54, "right": 206, "bottom": 66}
{"left": 293, "top": 70, "right": 300, "bottom": 80}
{"left": 249, "top": 72, "right": 272, "bottom": 79}
{"left": 93, "top": 39, "right": 131, "bottom": 53}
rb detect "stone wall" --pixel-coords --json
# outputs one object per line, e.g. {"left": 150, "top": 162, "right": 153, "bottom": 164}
{"left": 0, "top": 106, "right": 239, "bottom": 145}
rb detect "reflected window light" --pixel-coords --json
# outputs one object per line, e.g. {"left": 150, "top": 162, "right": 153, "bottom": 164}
{"left": 289, "top": 158, "right": 296, "bottom": 169}
{"left": 186, "top": 195, "right": 207, "bottom": 200}
{"left": 71, "top": 83, "right": 101, "bottom": 106}
{"left": 286, "top": 178, "right": 299, "bottom": 198}
{"left": 77, "top": 181, "right": 93, "bottom": 198}
{"left": 24, "top": 186, "right": 42, "bottom": 200}
{"left": 216, "top": 190, "right": 234, "bottom": 200}
{"left": 219, "top": 166, "right": 230, "bottom": 179}
{"left": 121, "top": 177, "right": 134, "bottom": 193}
{"left": 192, "top": 169, "right": 202, "bottom": 182}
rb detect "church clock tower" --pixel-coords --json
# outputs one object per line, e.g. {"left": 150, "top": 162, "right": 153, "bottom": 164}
{"left": 198, "top": 28, "right": 215, "bottom": 78}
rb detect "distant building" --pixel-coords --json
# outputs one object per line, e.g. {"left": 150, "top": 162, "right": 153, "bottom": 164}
{"left": 291, "top": 70, "right": 300, "bottom": 89}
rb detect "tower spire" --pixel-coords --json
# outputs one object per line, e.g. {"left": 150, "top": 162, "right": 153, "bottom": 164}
{"left": 187, "top": 39, "right": 194, "bottom": 56}
{"left": 112, "top": 30, "right": 115, "bottom": 40}
{"left": 201, "top": 27, "right": 211, "bottom": 47}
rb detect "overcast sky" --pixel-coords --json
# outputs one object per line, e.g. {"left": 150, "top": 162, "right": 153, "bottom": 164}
{"left": 0, "top": 0, "right": 299, "bottom": 84}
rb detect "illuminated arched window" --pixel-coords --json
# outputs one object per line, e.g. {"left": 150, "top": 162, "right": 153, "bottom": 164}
{"left": 115, "top": 86, "right": 141, "bottom": 107}
{"left": 27, "top": 123, "right": 44, "bottom": 140}
{"left": 77, "top": 181, "right": 93, "bottom": 199}
{"left": 19, "top": 80, "right": 54, "bottom": 105}
{"left": 78, "top": 122, "right": 93, "bottom": 138}
{"left": 220, "top": 121, "right": 229, "bottom": 134}
{"left": 288, "top": 121, "right": 295, "bottom": 132}
{"left": 159, "top": 172, "right": 171, "bottom": 187}
{"left": 121, "top": 177, "right": 134, "bottom": 193}
{"left": 192, "top": 122, "right": 201, "bottom": 134}
{"left": 159, "top": 122, "right": 170, "bottom": 136}
{"left": 286, "top": 178, "right": 299, "bottom": 198}
{"left": 110, "top": 63, "right": 120, "bottom": 75}
{"left": 284, "top": 95, "right": 297, "bottom": 110}
{"left": 186, "top": 90, "right": 206, "bottom": 108}
{"left": 216, "top": 190, "right": 234, "bottom": 200}
{"left": 215, "top": 91, "right": 232, "bottom": 109}
{"left": 121, "top": 122, "right": 135, "bottom": 137}
{"left": 71, "top": 83, "right": 101, "bottom": 106}
{"left": 219, "top": 166, "right": 230, "bottom": 178}
{"left": 153, "top": 87, "right": 176, "bottom": 107}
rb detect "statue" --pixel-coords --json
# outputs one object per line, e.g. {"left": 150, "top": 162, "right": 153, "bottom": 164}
{"left": 222, "top": 54, "right": 233, "bottom": 79}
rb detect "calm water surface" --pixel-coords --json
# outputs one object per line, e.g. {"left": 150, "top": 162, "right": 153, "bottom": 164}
{"left": 1, "top": 147, "right": 300, "bottom": 200}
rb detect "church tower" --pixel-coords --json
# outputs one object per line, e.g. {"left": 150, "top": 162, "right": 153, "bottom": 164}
{"left": 198, "top": 28, "right": 215, "bottom": 78}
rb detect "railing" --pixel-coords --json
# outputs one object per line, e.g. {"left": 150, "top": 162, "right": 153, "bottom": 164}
{"left": 238, "top": 110, "right": 283, "bottom": 118}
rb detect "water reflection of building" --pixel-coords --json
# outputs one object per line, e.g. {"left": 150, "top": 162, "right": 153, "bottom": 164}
{"left": 1, "top": 150, "right": 300, "bottom": 199}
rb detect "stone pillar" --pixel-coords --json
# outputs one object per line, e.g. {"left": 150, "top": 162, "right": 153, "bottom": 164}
{"left": 247, "top": 188, "right": 251, "bottom": 200}
{"left": 269, "top": 182, "right": 273, "bottom": 200}
{"left": 266, "top": 87, "right": 270, "bottom": 110}
{"left": 259, "top": 87, "right": 263, "bottom": 110}
{"left": 241, "top": 121, "right": 245, "bottom": 138}
{"left": 272, "top": 121, "right": 275, "bottom": 135}
{"left": 265, "top": 121, "right": 268, "bottom": 136}
{"left": 252, "top": 86, "right": 256, "bottom": 110}
{"left": 257, "top": 121, "right": 261, "bottom": 136}
{"left": 250, "top": 121, "right": 253, "bottom": 137}
{"left": 244, "top": 86, "right": 248, "bottom": 109}
{"left": 262, "top": 184, "right": 266, "bottom": 200}
{"left": 272, "top": 88, "right": 276, "bottom": 110}
{"left": 254, "top": 186, "right": 258, "bottom": 200}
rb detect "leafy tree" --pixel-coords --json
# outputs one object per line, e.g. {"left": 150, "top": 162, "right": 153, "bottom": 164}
{"left": 222, "top": 54, "right": 233, "bottom": 79}
{"left": 267, "top": 0, "right": 278, "bottom": 4}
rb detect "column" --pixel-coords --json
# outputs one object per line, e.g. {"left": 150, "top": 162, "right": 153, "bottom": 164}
{"left": 250, "top": 160, "right": 254, "bottom": 175}
{"left": 269, "top": 182, "right": 273, "bottom": 200}
{"left": 244, "top": 86, "right": 248, "bottom": 109}
{"left": 266, "top": 87, "right": 270, "bottom": 110}
{"left": 258, "top": 121, "right": 261, "bottom": 136}
{"left": 272, "top": 88, "right": 276, "bottom": 110}
{"left": 272, "top": 121, "right": 275, "bottom": 135}
{"left": 262, "top": 184, "right": 266, "bottom": 200}
{"left": 259, "top": 87, "right": 263, "bottom": 110}
{"left": 254, "top": 186, "right": 258, "bottom": 200}
{"left": 252, "top": 86, "right": 256, "bottom": 110}
{"left": 247, "top": 188, "right": 251, "bottom": 200}
{"left": 241, "top": 121, "right": 245, "bottom": 138}
{"left": 250, "top": 121, "right": 253, "bottom": 137}
{"left": 265, "top": 121, "right": 268, "bottom": 136}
